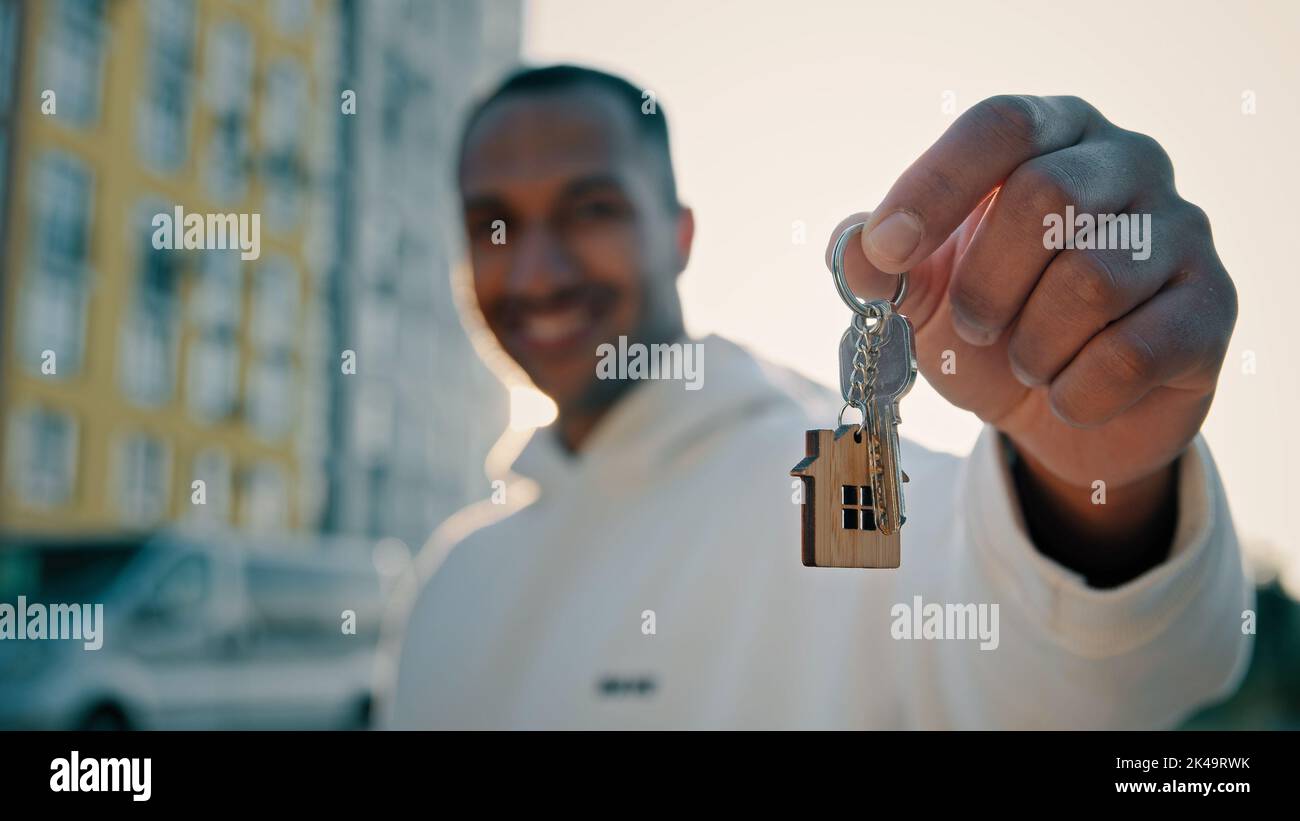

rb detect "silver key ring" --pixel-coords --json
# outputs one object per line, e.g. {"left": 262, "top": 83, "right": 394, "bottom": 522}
{"left": 831, "top": 220, "right": 909, "bottom": 317}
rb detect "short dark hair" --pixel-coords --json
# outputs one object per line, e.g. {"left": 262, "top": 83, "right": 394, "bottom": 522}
{"left": 457, "top": 64, "right": 679, "bottom": 208}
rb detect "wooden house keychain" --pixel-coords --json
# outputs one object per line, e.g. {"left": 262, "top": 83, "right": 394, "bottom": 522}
{"left": 791, "top": 221, "right": 917, "bottom": 568}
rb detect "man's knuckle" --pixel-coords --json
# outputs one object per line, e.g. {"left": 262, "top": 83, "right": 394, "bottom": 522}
{"left": 976, "top": 94, "right": 1049, "bottom": 152}
{"left": 1120, "top": 129, "right": 1174, "bottom": 178}
{"left": 993, "top": 159, "right": 1078, "bottom": 245}
{"left": 1014, "top": 158, "right": 1085, "bottom": 221}
{"left": 1199, "top": 265, "right": 1239, "bottom": 340}
{"left": 1058, "top": 254, "right": 1122, "bottom": 316}
{"left": 1047, "top": 382, "right": 1096, "bottom": 427}
{"left": 1178, "top": 199, "right": 1213, "bottom": 236}
{"left": 1055, "top": 94, "right": 1099, "bottom": 119}
{"left": 1008, "top": 332, "right": 1052, "bottom": 383}
{"left": 949, "top": 277, "right": 1005, "bottom": 327}
{"left": 1101, "top": 328, "right": 1160, "bottom": 386}
{"left": 1222, "top": 270, "right": 1240, "bottom": 328}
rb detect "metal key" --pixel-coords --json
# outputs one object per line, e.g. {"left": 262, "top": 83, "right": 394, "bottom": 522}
{"left": 838, "top": 311, "right": 916, "bottom": 405}
{"left": 865, "top": 312, "right": 916, "bottom": 535}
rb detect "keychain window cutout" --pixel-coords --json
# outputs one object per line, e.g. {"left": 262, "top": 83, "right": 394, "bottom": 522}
{"left": 839, "top": 485, "right": 877, "bottom": 531}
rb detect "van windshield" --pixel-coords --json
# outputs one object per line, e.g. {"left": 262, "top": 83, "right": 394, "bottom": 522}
{"left": 0, "top": 539, "right": 144, "bottom": 603}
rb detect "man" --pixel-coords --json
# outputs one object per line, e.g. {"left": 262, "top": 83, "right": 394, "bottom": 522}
{"left": 379, "top": 65, "right": 1251, "bottom": 729}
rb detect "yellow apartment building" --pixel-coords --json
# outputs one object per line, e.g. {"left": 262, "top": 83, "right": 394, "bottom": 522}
{"left": 0, "top": 0, "right": 339, "bottom": 534}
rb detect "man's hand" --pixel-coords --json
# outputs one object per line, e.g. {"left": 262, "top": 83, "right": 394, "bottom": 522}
{"left": 827, "top": 95, "right": 1237, "bottom": 585}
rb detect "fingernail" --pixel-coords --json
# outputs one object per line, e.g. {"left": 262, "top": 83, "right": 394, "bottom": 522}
{"left": 951, "top": 309, "right": 999, "bottom": 346}
{"left": 865, "top": 211, "right": 922, "bottom": 267}
{"left": 1008, "top": 358, "right": 1042, "bottom": 387}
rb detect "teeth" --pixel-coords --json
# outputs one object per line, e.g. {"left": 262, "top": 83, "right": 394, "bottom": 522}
{"left": 522, "top": 308, "right": 586, "bottom": 343}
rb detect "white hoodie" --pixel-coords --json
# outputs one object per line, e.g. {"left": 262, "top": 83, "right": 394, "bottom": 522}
{"left": 379, "top": 335, "right": 1252, "bottom": 729}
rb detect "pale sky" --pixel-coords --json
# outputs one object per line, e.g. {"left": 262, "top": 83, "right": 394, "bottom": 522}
{"left": 523, "top": 0, "right": 1300, "bottom": 581}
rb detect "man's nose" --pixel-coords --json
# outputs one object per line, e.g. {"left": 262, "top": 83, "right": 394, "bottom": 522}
{"left": 507, "top": 223, "right": 580, "bottom": 296}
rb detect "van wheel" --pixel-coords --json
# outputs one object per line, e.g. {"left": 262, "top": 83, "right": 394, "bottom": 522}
{"left": 80, "top": 704, "right": 131, "bottom": 731}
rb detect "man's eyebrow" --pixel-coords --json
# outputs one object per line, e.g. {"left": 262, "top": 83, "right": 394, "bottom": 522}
{"left": 560, "top": 174, "right": 627, "bottom": 198}
{"left": 463, "top": 193, "right": 507, "bottom": 212}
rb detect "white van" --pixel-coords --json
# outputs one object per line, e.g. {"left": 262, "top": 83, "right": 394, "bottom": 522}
{"left": 0, "top": 528, "right": 395, "bottom": 730}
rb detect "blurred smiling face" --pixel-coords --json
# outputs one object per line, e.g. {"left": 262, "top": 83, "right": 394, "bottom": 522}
{"left": 460, "top": 85, "right": 692, "bottom": 413}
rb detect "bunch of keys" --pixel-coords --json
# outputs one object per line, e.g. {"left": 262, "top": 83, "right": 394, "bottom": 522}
{"left": 791, "top": 221, "right": 917, "bottom": 568}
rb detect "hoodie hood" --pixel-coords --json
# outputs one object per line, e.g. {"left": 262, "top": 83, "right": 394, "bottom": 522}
{"left": 508, "top": 335, "right": 834, "bottom": 494}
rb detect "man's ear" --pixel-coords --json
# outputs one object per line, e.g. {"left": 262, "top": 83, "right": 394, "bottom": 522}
{"left": 674, "top": 206, "right": 695, "bottom": 277}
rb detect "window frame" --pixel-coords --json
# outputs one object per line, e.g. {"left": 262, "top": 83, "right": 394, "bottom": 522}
{"left": 839, "top": 484, "right": 877, "bottom": 532}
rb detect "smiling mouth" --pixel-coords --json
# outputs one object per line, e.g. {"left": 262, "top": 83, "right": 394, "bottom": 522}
{"left": 499, "top": 286, "right": 617, "bottom": 357}
{"left": 519, "top": 305, "right": 589, "bottom": 346}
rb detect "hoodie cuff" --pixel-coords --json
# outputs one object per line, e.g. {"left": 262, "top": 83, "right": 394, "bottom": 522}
{"left": 961, "top": 426, "right": 1222, "bottom": 659}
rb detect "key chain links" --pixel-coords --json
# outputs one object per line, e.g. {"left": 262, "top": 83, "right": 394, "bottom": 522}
{"left": 839, "top": 302, "right": 890, "bottom": 430}
{"left": 832, "top": 219, "right": 908, "bottom": 431}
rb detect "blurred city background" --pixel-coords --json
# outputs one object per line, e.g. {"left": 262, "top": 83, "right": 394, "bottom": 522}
{"left": 0, "top": 0, "right": 520, "bottom": 730}
{"left": 0, "top": 0, "right": 1295, "bottom": 729}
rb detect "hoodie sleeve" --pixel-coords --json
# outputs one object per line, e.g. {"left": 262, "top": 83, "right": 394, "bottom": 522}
{"left": 899, "top": 426, "right": 1254, "bottom": 729}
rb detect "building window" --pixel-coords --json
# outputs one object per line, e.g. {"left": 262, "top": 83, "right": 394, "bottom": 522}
{"left": 186, "top": 250, "right": 241, "bottom": 422}
{"left": 0, "top": 0, "right": 8, "bottom": 228}
{"left": 187, "top": 328, "right": 239, "bottom": 422}
{"left": 0, "top": 131, "right": 8, "bottom": 230}
{"left": 21, "top": 268, "right": 86, "bottom": 377}
{"left": 204, "top": 21, "right": 252, "bottom": 203}
{"left": 119, "top": 203, "right": 180, "bottom": 406}
{"left": 358, "top": 292, "right": 399, "bottom": 379}
{"left": 366, "top": 463, "right": 391, "bottom": 537}
{"left": 247, "top": 352, "right": 293, "bottom": 440}
{"left": 353, "top": 384, "right": 394, "bottom": 462}
{"left": 37, "top": 0, "right": 106, "bottom": 127}
{"left": 188, "top": 447, "right": 231, "bottom": 524}
{"left": 188, "top": 248, "right": 241, "bottom": 328}
{"left": 115, "top": 433, "right": 171, "bottom": 525}
{"left": 0, "top": 0, "right": 18, "bottom": 113}
{"left": 137, "top": 0, "right": 195, "bottom": 171}
{"left": 245, "top": 256, "right": 297, "bottom": 440}
{"left": 272, "top": 0, "right": 310, "bottom": 35}
{"left": 0, "top": 0, "right": 11, "bottom": 250}
{"left": 204, "top": 19, "right": 252, "bottom": 114}
{"left": 250, "top": 255, "right": 298, "bottom": 352}
{"left": 241, "top": 462, "right": 287, "bottom": 531}
{"left": 21, "top": 152, "right": 93, "bottom": 374}
{"left": 31, "top": 151, "right": 91, "bottom": 274}
{"left": 381, "top": 54, "right": 410, "bottom": 146}
{"left": 5, "top": 407, "right": 78, "bottom": 509}
{"left": 207, "top": 113, "right": 250, "bottom": 204}
{"left": 840, "top": 485, "right": 877, "bottom": 531}
{"left": 260, "top": 58, "right": 305, "bottom": 230}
